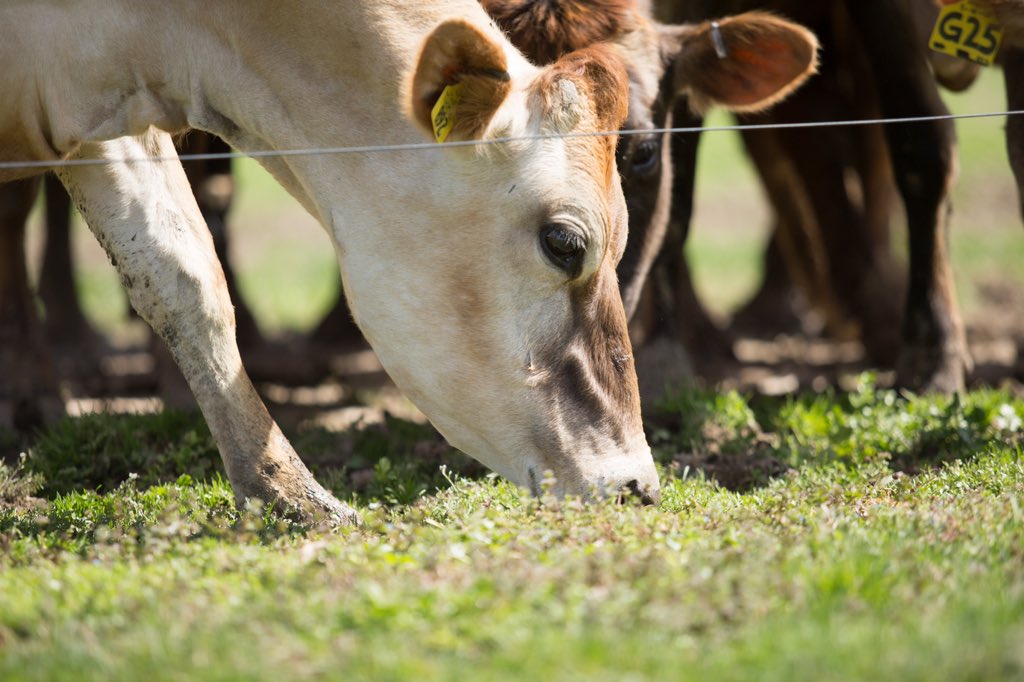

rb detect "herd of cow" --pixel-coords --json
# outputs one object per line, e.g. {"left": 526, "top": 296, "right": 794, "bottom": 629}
{"left": 0, "top": 0, "right": 1021, "bottom": 521}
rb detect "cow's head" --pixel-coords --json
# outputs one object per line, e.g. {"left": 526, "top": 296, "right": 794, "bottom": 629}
{"left": 341, "top": 19, "right": 658, "bottom": 502}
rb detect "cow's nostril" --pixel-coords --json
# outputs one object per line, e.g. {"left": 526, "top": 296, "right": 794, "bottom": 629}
{"left": 622, "top": 479, "right": 660, "bottom": 506}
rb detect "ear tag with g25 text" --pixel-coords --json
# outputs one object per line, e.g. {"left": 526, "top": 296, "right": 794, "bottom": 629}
{"left": 431, "top": 83, "right": 464, "bottom": 143}
{"left": 930, "top": 0, "right": 1004, "bottom": 66}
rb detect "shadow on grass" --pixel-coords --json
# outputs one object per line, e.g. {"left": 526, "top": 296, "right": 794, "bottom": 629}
{"left": 5, "top": 376, "right": 1022, "bottom": 515}
{"left": 649, "top": 377, "right": 1024, "bottom": 492}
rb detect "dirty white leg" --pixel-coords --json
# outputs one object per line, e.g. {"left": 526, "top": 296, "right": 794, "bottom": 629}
{"left": 57, "top": 130, "right": 356, "bottom": 524}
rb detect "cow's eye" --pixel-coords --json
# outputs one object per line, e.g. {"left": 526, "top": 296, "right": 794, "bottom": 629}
{"left": 629, "top": 138, "right": 660, "bottom": 175}
{"left": 540, "top": 223, "right": 586, "bottom": 279}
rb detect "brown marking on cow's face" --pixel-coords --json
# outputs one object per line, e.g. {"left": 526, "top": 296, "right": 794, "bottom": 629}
{"left": 523, "top": 262, "right": 644, "bottom": 485}
{"left": 567, "top": 265, "right": 642, "bottom": 434}
{"left": 506, "top": 45, "right": 644, "bottom": 484}
{"left": 483, "top": 0, "right": 637, "bottom": 65}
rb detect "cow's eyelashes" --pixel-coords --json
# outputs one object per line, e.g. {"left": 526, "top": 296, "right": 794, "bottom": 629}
{"left": 540, "top": 223, "right": 586, "bottom": 279}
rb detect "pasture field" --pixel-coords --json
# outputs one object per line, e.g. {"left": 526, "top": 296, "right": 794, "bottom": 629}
{"left": 1, "top": 380, "right": 1023, "bottom": 680}
{"left": 4, "top": 64, "right": 1024, "bottom": 680}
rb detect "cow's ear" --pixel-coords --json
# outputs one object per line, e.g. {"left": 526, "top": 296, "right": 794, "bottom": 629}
{"left": 661, "top": 12, "right": 818, "bottom": 114}
{"left": 409, "top": 19, "right": 512, "bottom": 142}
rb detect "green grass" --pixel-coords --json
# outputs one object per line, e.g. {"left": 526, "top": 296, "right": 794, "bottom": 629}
{"left": 2, "top": 380, "right": 1022, "bottom": 680}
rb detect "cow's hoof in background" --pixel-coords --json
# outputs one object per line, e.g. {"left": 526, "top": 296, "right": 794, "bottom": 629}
{"left": 896, "top": 344, "right": 968, "bottom": 394}
{"left": 50, "top": 339, "right": 111, "bottom": 397}
{"left": 0, "top": 391, "right": 65, "bottom": 438}
{"left": 730, "top": 283, "right": 807, "bottom": 339}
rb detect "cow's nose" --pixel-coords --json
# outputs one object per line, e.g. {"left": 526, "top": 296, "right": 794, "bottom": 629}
{"left": 620, "top": 478, "right": 660, "bottom": 506}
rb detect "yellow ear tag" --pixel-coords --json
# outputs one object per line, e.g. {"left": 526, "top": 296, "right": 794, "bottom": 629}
{"left": 930, "top": 0, "right": 1004, "bottom": 66}
{"left": 431, "top": 83, "right": 464, "bottom": 143}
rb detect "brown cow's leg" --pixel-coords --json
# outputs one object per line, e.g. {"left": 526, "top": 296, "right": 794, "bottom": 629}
{"left": 736, "top": 125, "right": 850, "bottom": 340}
{"left": 630, "top": 101, "right": 732, "bottom": 396}
{"left": 633, "top": 101, "right": 735, "bottom": 378}
{"left": 1004, "top": 47, "right": 1024, "bottom": 224}
{"left": 845, "top": 116, "right": 906, "bottom": 363}
{"left": 730, "top": 231, "right": 812, "bottom": 337}
{"left": 845, "top": 0, "right": 968, "bottom": 392}
{"left": 0, "top": 179, "right": 64, "bottom": 432}
{"left": 663, "top": 103, "right": 734, "bottom": 371}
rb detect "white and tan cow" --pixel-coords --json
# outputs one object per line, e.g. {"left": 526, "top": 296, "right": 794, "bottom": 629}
{"left": 0, "top": 0, "right": 660, "bottom": 521}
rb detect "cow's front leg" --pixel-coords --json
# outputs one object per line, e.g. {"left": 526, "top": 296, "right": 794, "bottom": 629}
{"left": 57, "top": 131, "right": 356, "bottom": 524}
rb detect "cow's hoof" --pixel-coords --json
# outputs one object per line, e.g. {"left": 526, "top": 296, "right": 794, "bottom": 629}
{"left": 238, "top": 476, "right": 359, "bottom": 527}
{"left": 300, "top": 485, "right": 360, "bottom": 527}
{"left": 895, "top": 344, "right": 967, "bottom": 394}
{"left": 0, "top": 392, "right": 65, "bottom": 436}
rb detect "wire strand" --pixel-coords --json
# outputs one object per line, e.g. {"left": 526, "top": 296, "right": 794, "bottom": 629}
{"left": 1, "top": 108, "right": 1021, "bottom": 172}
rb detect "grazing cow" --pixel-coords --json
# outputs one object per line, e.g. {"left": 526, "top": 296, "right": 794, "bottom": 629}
{"left": 0, "top": 0, "right": 663, "bottom": 520}
{"left": 481, "top": 0, "right": 821, "bottom": 390}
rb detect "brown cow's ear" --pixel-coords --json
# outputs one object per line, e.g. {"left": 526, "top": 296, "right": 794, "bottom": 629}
{"left": 661, "top": 12, "right": 819, "bottom": 114}
{"left": 408, "top": 19, "right": 512, "bottom": 142}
